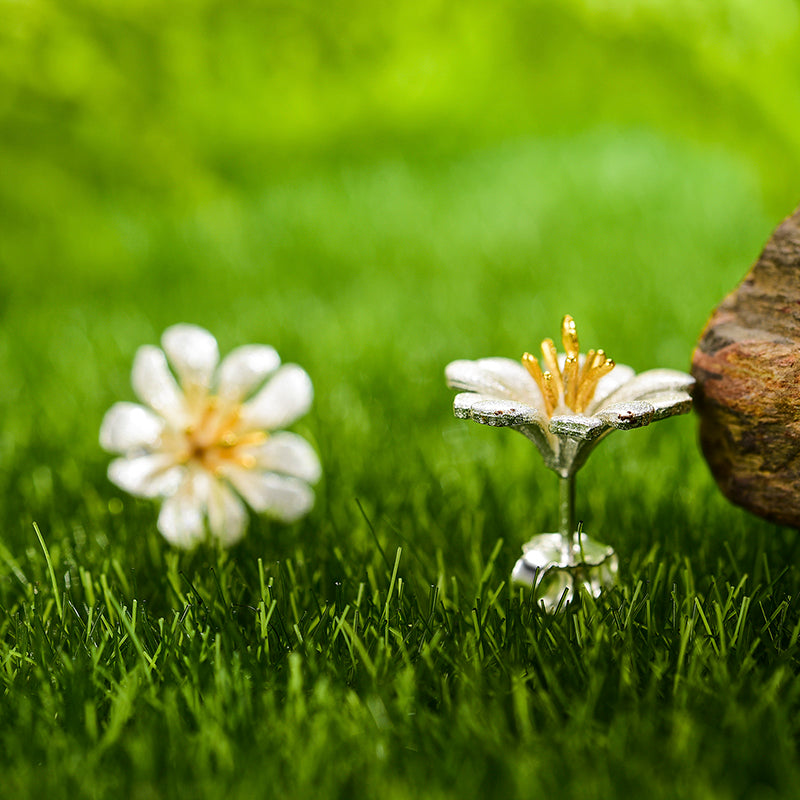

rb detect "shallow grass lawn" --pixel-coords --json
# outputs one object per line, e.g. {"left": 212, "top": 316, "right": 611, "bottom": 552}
{"left": 1, "top": 131, "right": 798, "bottom": 799}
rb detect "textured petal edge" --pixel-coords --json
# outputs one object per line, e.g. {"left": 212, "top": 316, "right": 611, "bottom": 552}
{"left": 594, "top": 400, "right": 655, "bottom": 430}
{"left": 649, "top": 390, "right": 693, "bottom": 420}
{"left": 548, "top": 414, "right": 606, "bottom": 441}
{"left": 453, "top": 393, "right": 546, "bottom": 428}
{"left": 594, "top": 368, "right": 695, "bottom": 411}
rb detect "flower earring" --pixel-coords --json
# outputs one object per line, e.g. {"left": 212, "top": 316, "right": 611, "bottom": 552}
{"left": 446, "top": 315, "right": 694, "bottom": 610}
{"left": 100, "top": 324, "right": 321, "bottom": 548}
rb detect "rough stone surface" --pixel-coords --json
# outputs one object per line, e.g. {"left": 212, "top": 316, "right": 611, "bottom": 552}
{"left": 692, "top": 206, "right": 800, "bottom": 528}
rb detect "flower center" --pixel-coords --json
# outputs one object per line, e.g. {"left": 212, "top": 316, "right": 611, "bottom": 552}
{"left": 521, "top": 315, "right": 615, "bottom": 416}
{"left": 181, "top": 397, "right": 266, "bottom": 473}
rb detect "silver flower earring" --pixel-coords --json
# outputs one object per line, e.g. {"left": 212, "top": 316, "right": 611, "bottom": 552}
{"left": 446, "top": 315, "right": 694, "bottom": 610}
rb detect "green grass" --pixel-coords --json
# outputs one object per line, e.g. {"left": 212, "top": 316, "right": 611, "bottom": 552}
{"left": 1, "top": 131, "right": 795, "bottom": 800}
{"left": 3, "top": 1, "right": 800, "bottom": 797}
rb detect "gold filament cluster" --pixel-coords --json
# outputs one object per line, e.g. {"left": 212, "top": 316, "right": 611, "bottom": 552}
{"left": 522, "top": 315, "right": 615, "bottom": 416}
{"left": 181, "top": 397, "right": 267, "bottom": 474}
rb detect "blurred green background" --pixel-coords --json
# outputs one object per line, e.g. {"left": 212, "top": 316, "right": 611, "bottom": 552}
{"left": 2, "top": 0, "right": 800, "bottom": 556}
{"left": 3, "top": 0, "right": 799, "bottom": 285}
{"left": 1, "top": 0, "right": 799, "bottom": 544}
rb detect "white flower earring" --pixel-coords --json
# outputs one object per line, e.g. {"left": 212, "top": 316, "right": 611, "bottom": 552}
{"left": 446, "top": 315, "right": 694, "bottom": 610}
{"left": 100, "top": 324, "right": 321, "bottom": 548}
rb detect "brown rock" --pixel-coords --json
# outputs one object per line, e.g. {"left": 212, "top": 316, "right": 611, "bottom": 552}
{"left": 692, "top": 205, "right": 800, "bottom": 528}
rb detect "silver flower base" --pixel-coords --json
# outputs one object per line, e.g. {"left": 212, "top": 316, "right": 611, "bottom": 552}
{"left": 511, "top": 532, "right": 618, "bottom": 611}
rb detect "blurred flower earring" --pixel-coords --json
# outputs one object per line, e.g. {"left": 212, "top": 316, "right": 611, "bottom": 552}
{"left": 100, "top": 324, "right": 321, "bottom": 548}
{"left": 446, "top": 315, "right": 693, "bottom": 610}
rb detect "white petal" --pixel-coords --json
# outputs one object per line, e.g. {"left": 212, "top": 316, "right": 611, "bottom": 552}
{"left": 549, "top": 414, "right": 607, "bottom": 441}
{"left": 157, "top": 474, "right": 209, "bottom": 548}
{"left": 469, "top": 357, "right": 542, "bottom": 401}
{"left": 446, "top": 358, "right": 542, "bottom": 409}
{"left": 595, "top": 368, "right": 695, "bottom": 410}
{"left": 452, "top": 391, "right": 557, "bottom": 470}
{"left": 240, "top": 364, "right": 313, "bottom": 431}
{"left": 207, "top": 481, "right": 248, "bottom": 546}
{"left": 132, "top": 345, "right": 186, "bottom": 426}
{"left": 100, "top": 402, "right": 165, "bottom": 454}
{"left": 217, "top": 344, "right": 281, "bottom": 402}
{"left": 590, "top": 363, "right": 637, "bottom": 408}
{"left": 108, "top": 454, "right": 184, "bottom": 498}
{"left": 248, "top": 432, "right": 322, "bottom": 483}
{"left": 648, "top": 390, "right": 693, "bottom": 420}
{"left": 161, "top": 324, "right": 220, "bottom": 394}
{"left": 226, "top": 467, "right": 315, "bottom": 522}
{"left": 453, "top": 392, "right": 547, "bottom": 428}
{"left": 594, "top": 401, "right": 654, "bottom": 429}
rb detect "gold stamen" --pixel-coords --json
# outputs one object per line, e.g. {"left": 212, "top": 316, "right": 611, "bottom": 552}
{"left": 561, "top": 315, "right": 580, "bottom": 359}
{"left": 542, "top": 372, "right": 557, "bottom": 416}
{"left": 524, "top": 316, "right": 616, "bottom": 416}
{"left": 575, "top": 356, "right": 615, "bottom": 412}
{"left": 221, "top": 431, "right": 239, "bottom": 447}
{"left": 575, "top": 350, "right": 607, "bottom": 407}
{"left": 579, "top": 349, "right": 596, "bottom": 383}
{"left": 563, "top": 355, "right": 579, "bottom": 410}
{"left": 599, "top": 357, "right": 615, "bottom": 376}
{"left": 220, "top": 429, "right": 268, "bottom": 453}
{"left": 237, "top": 431, "right": 268, "bottom": 447}
{"left": 181, "top": 393, "right": 267, "bottom": 473}
{"left": 522, "top": 351, "right": 549, "bottom": 400}
{"left": 540, "top": 338, "right": 563, "bottom": 397}
{"left": 574, "top": 382, "right": 592, "bottom": 413}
